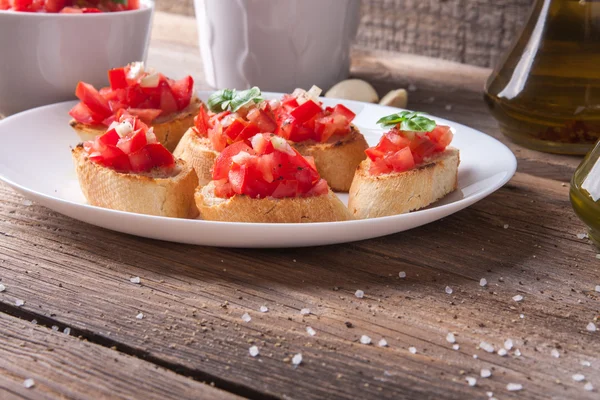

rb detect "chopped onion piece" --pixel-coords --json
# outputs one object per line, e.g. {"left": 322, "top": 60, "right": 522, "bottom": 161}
{"left": 115, "top": 121, "right": 134, "bottom": 138}
{"left": 127, "top": 61, "right": 145, "bottom": 80}
{"left": 271, "top": 136, "right": 295, "bottom": 156}
{"left": 145, "top": 127, "right": 157, "bottom": 143}
{"left": 140, "top": 73, "right": 160, "bottom": 88}
{"left": 232, "top": 151, "right": 253, "bottom": 165}
{"left": 220, "top": 113, "right": 238, "bottom": 128}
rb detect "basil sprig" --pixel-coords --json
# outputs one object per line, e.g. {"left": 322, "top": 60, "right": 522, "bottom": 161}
{"left": 207, "top": 87, "right": 263, "bottom": 113}
{"left": 376, "top": 111, "right": 436, "bottom": 132}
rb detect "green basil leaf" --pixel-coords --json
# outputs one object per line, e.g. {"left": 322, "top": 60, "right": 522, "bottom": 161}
{"left": 401, "top": 115, "right": 436, "bottom": 132}
{"left": 112, "top": 0, "right": 127, "bottom": 4}
{"left": 376, "top": 111, "right": 411, "bottom": 127}
{"left": 207, "top": 89, "right": 235, "bottom": 112}
{"left": 230, "top": 87, "right": 263, "bottom": 112}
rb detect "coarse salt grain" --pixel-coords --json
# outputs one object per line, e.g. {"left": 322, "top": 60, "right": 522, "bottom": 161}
{"left": 452, "top": 344, "right": 460, "bottom": 350}
{"left": 520, "top": 314, "right": 525, "bottom": 319}
{"left": 445, "top": 286, "right": 453, "bottom": 294}
{"left": 577, "top": 233, "right": 589, "bottom": 239}
{"left": 399, "top": 271, "right": 407, "bottom": 279}
{"left": 360, "top": 335, "right": 371, "bottom": 345}
{"left": 503, "top": 224, "right": 509, "bottom": 229}
{"left": 0, "top": 283, "right": 5, "bottom": 292}
{"left": 130, "top": 277, "right": 141, "bottom": 284}
{"left": 63, "top": 327, "right": 71, "bottom": 335}
{"left": 504, "top": 338, "right": 514, "bottom": 350}
{"left": 31, "top": 319, "right": 37, "bottom": 325}
{"left": 22, "top": 200, "right": 33, "bottom": 206}
{"left": 306, "top": 327, "right": 316, "bottom": 336}
{"left": 23, "top": 378, "right": 35, "bottom": 388}
{"left": 51, "top": 325, "right": 59, "bottom": 331}
{"left": 473, "top": 354, "right": 478, "bottom": 359}
{"left": 497, "top": 348, "right": 508, "bottom": 356}
{"left": 409, "top": 346, "right": 417, "bottom": 354}
{"left": 551, "top": 349, "right": 560, "bottom": 358}
{"left": 594, "top": 285, "right": 600, "bottom": 293}
{"left": 292, "top": 353, "right": 302, "bottom": 366}
{"left": 446, "top": 332, "right": 456, "bottom": 343}
{"left": 300, "top": 308, "right": 310, "bottom": 315}
{"left": 596, "top": 254, "right": 600, "bottom": 260}
{"left": 572, "top": 374, "right": 585, "bottom": 382}
{"left": 586, "top": 322, "right": 597, "bottom": 332}
{"left": 486, "top": 392, "right": 493, "bottom": 398}
{"left": 479, "top": 341, "right": 494, "bottom": 353}
{"left": 506, "top": 383, "right": 523, "bottom": 391}
{"left": 584, "top": 382, "right": 594, "bottom": 391}
{"left": 480, "top": 369, "right": 492, "bottom": 378}
{"left": 260, "top": 306, "right": 269, "bottom": 313}
{"left": 581, "top": 360, "right": 591, "bottom": 367}
{"left": 513, "top": 295, "right": 523, "bottom": 302}
{"left": 241, "top": 313, "right": 251, "bottom": 323}
{"left": 378, "top": 338, "right": 388, "bottom": 347}
{"left": 136, "top": 313, "right": 144, "bottom": 320}
{"left": 465, "top": 377, "right": 477, "bottom": 386}
{"left": 15, "top": 299, "right": 24, "bottom": 306}
{"left": 249, "top": 346, "right": 259, "bottom": 357}
{"left": 479, "top": 278, "right": 487, "bottom": 287}
{"left": 514, "top": 349, "right": 522, "bottom": 357}
{"left": 355, "top": 290, "right": 364, "bottom": 299}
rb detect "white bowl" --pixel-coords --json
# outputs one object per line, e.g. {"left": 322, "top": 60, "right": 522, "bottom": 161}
{"left": 0, "top": 3, "right": 153, "bottom": 116}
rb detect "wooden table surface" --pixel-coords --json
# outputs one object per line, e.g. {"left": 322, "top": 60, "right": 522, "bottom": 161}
{"left": 1, "top": 12, "right": 599, "bottom": 400}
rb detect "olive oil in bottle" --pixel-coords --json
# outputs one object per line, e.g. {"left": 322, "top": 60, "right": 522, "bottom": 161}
{"left": 571, "top": 139, "right": 600, "bottom": 245}
{"left": 484, "top": 0, "right": 600, "bottom": 155}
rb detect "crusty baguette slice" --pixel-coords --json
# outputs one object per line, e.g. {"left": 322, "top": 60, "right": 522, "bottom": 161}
{"left": 72, "top": 146, "right": 199, "bottom": 218}
{"left": 293, "top": 125, "right": 368, "bottom": 192}
{"left": 196, "top": 181, "right": 353, "bottom": 223}
{"left": 348, "top": 147, "right": 460, "bottom": 219}
{"left": 69, "top": 97, "right": 202, "bottom": 152}
{"left": 172, "top": 128, "right": 217, "bottom": 186}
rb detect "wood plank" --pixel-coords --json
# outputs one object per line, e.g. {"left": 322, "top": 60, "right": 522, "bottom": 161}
{"left": 0, "top": 170, "right": 599, "bottom": 399}
{"left": 0, "top": 312, "right": 241, "bottom": 400}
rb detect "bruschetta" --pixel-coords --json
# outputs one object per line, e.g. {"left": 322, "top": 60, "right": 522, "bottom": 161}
{"left": 72, "top": 113, "right": 199, "bottom": 218}
{"left": 272, "top": 86, "right": 368, "bottom": 191}
{"left": 195, "top": 134, "right": 352, "bottom": 223}
{"left": 348, "top": 112, "right": 459, "bottom": 219}
{"left": 69, "top": 62, "right": 201, "bottom": 151}
{"left": 174, "top": 87, "right": 276, "bottom": 185}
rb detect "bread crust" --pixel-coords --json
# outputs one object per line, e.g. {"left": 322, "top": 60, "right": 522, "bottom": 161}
{"left": 172, "top": 128, "right": 217, "bottom": 186}
{"left": 293, "top": 126, "right": 368, "bottom": 192}
{"left": 69, "top": 97, "right": 202, "bottom": 152}
{"left": 72, "top": 146, "right": 199, "bottom": 218}
{"left": 348, "top": 147, "right": 460, "bottom": 219}
{"left": 196, "top": 181, "right": 353, "bottom": 223}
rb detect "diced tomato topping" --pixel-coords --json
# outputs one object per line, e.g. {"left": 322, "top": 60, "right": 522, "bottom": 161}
{"left": 212, "top": 133, "right": 326, "bottom": 199}
{"left": 82, "top": 114, "right": 175, "bottom": 173}
{"left": 69, "top": 102, "right": 96, "bottom": 125}
{"left": 6, "top": 0, "right": 140, "bottom": 12}
{"left": 271, "top": 90, "right": 355, "bottom": 143}
{"left": 365, "top": 125, "right": 453, "bottom": 176}
{"left": 70, "top": 63, "right": 194, "bottom": 127}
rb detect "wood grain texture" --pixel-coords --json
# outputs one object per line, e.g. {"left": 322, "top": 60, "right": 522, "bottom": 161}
{"left": 0, "top": 312, "right": 241, "bottom": 400}
{"left": 1, "top": 11, "right": 599, "bottom": 400}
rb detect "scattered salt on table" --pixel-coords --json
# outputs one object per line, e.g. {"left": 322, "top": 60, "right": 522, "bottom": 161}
{"left": 360, "top": 335, "right": 371, "bottom": 345}
{"left": 23, "top": 378, "right": 35, "bottom": 389}
{"left": 581, "top": 360, "right": 591, "bottom": 367}
{"left": 445, "top": 286, "right": 453, "bottom": 294}
{"left": 586, "top": 322, "right": 597, "bottom": 332}
{"left": 63, "top": 327, "right": 71, "bottom": 335}
{"left": 479, "top": 341, "right": 494, "bottom": 353}
{"left": 513, "top": 295, "right": 523, "bottom": 302}
{"left": 572, "top": 374, "right": 585, "bottom": 382}
{"left": 480, "top": 369, "right": 491, "bottom": 378}
{"left": 479, "top": 278, "right": 487, "bottom": 287}
{"left": 15, "top": 299, "right": 24, "bottom": 306}
{"left": 577, "top": 233, "right": 589, "bottom": 239}
{"left": 249, "top": 346, "right": 259, "bottom": 357}
{"left": 259, "top": 306, "right": 269, "bottom": 313}
{"left": 355, "top": 290, "right": 364, "bottom": 299}
{"left": 408, "top": 346, "right": 417, "bottom": 354}
{"left": 306, "top": 327, "right": 316, "bottom": 336}
{"left": 452, "top": 344, "right": 460, "bottom": 350}
{"left": 292, "top": 353, "right": 302, "bottom": 366}
{"left": 241, "top": 313, "right": 251, "bottom": 323}
{"left": 504, "top": 338, "right": 514, "bottom": 350}
{"left": 551, "top": 349, "right": 560, "bottom": 358}
{"left": 506, "top": 383, "right": 523, "bottom": 391}
{"left": 465, "top": 377, "right": 477, "bottom": 386}
{"left": 584, "top": 382, "right": 594, "bottom": 391}
{"left": 503, "top": 224, "right": 509, "bottom": 229}
{"left": 136, "top": 313, "right": 144, "bottom": 320}
{"left": 446, "top": 332, "right": 456, "bottom": 343}
{"left": 378, "top": 338, "right": 388, "bottom": 347}
{"left": 130, "top": 277, "right": 141, "bottom": 284}
{"left": 0, "top": 283, "right": 5, "bottom": 292}
{"left": 300, "top": 308, "right": 311, "bottom": 315}
{"left": 399, "top": 271, "right": 407, "bottom": 279}
{"left": 497, "top": 349, "right": 508, "bottom": 356}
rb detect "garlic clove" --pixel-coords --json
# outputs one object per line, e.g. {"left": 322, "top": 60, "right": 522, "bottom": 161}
{"left": 325, "top": 79, "right": 379, "bottom": 103}
{"left": 379, "top": 89, "right": 408, "bottom": 109}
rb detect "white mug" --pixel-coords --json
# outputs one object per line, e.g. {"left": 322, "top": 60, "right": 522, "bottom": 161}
{"left": 194, "top": 0, "right": 361, "bottom": 92}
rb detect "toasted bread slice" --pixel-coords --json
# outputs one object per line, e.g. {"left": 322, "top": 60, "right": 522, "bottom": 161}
{"left": 293, "top": 126, "right": 368, "bottom": 192}
{"left": 69, "top": 97, "right": 202, "bottom": 152}
{"left": 348, "top": 147, "right": 460, "bottom": 219}
{"left": 196, "top": 181, "right": 352, "bottom": 223}
{"left": 72, "top": 145, "right": 199, "bottom": 218}
{"left": 172, "top": 128, "right": 217, "bottom": 186}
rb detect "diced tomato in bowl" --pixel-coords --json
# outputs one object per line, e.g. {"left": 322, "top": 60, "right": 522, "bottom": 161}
{"left": 0, "top": 0, "right": 141, "bottom": 13}
{"left": 212, "top": 133, "right": 328, "bottom": 199}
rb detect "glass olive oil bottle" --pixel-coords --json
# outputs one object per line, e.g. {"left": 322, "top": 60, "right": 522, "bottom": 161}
{"left": 571, "top": 139, "right": 600, "bottom": 245}
{"left": 484, "top": 0, "right": 600, "bottom": 155}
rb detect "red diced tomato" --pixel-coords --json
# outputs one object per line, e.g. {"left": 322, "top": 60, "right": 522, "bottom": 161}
{"left": 169, "top": 76, "right": 194, "bottom": 110}
{"left": 98, "top": 129, "right": 120, "bottom": 147}
{"left": 12, "top": 0, "right": 33, "bottom": 11}
{"left": 110, "top": 154, "right": 132, "bottom": 171}
{"left": 159, "top": 85, "right": 179, "bottom": 115}
{"left": 75, "top": 82, "right": 112, "bottom": 119}
{"left": 305, "top": 179, "right": 329, "bottom": 196}
{"left": 228, "top": 164, "right": 248, "bottom": 194}
{"left": 127, "top": 0, "right": 140, "bottom": 10}
{"left": 69, "top": 102, "right": 96, "bottom": 125}
{"left": 146, "top": 143, "right": 175, "bottom": 167}
{"left": 60, "top": 7, "right": 83, "bottom": 13}
{"left": 212, "top": 141, "right": 253, "bottom": 180}
{"left": 246, "top": 108, "right": 277, "bottom": 133}
{"left": 108, "top": 68, "right": 128, "bottom": 90}
{"left": 427, "top": 125, "right": 453, "bottom": 150}
{"left": 82, "top": 7, "right": 102, "bottom": 13}
{"left": 128, "top": 148, "right": 153, "bottom": 172}
{"left": 236, "top": 123, "right": 261, "bottom": 142}
{"left": 126, "top": 108, "right": 162, "bottom": 124}
{"left": 44, "top": 0, "right": 65, "bottom": 12}
{"left": 290, "top": 100, "right": 322, "bottom": 124}
{"left": 271, "top": 180, "right": 298, "bottom": 198}
{"left": 117, "top": 130, "right": 147, "bottom": 154}
{"left": 224, "top": 120, "right": 246, "bottom": 142}
{"left": 0, "top": 0, "right": 9, "bottom": 10}
{"left": 365, "top": 147, "right": 384, "bottom": 162}
{"left": 208, "top": 124, "right": 227, "bottom": 152}
{"left": 332, "top": 104, "right": 356, "bottom": 122}
{"left": 194, "top": 107, "right": 210, "bottom": 135}
{"left": 387, "top": 147, "right": 415, "bottom": 172}
{"left": 368, "top": 158, "right": 391, "bottom": 175}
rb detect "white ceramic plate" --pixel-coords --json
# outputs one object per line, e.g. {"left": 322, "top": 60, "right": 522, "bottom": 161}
{"left": 0, "top": 92, "right": 516, "bottom": 248}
